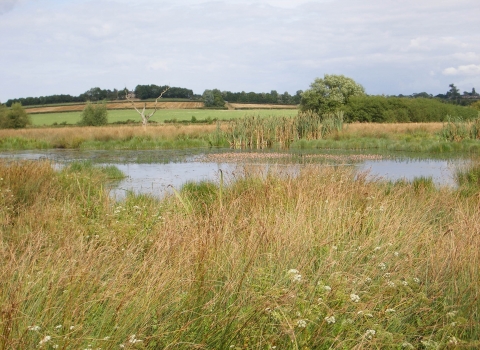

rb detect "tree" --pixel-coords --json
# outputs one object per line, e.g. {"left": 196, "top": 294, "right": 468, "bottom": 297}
{"left": 202, "top": 89, "right": 225, "bottom": 107}
{"left": 0, "top": 102, "right": 31, "bottom": 129}
{"left": 447, "top": 83, "right": 461, "bottom": 103}
{"left": 125, "top": 86, "right": 169, "bottom": 128}
{"left": 79, "top": 102, "right": 108, "bottom": 126}
{"left": 300, "top": 74, "right": 365, "bottom": 114}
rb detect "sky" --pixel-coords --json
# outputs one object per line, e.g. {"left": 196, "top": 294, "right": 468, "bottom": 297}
{"left": 1, "top": 0, "right": 479, "bottom": 101}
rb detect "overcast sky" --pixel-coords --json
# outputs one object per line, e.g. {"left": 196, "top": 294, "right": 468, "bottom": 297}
{"left": 1, "top": 0, "right": 479, "bottom": 101}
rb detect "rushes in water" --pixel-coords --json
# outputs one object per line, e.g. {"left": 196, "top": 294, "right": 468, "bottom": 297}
{"left": 227, "top": 110, "right": 344, "bottom": 149}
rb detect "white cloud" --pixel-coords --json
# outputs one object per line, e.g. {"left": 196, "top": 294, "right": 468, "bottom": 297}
{"left": 442, "top": 65, "right": 480, "bottom": 76}
{"left": 1, "top": 0, "right": 480, "bottom": 100}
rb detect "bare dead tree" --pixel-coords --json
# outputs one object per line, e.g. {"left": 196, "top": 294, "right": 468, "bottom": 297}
{"left": 125, "top": 86, "right": 170, "bottom": 128}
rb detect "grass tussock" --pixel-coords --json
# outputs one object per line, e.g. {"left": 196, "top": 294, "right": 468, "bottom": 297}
{"left": 1, "top": 160, "right": 479, "bottom": 349}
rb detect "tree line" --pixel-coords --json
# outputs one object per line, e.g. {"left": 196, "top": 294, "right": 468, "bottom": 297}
{"left": 4, "top": 85, "right": 304, "bottom": 108}
{"left": 299, "top": 74, "right": 479, "bottom": 123}
{"left": 395, "top": 84, "right": 479, "bottom": 106}
{"left": 4, "top": 85, "right": 194, "bottom": 107}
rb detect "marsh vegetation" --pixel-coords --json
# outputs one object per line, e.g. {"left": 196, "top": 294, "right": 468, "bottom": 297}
{"left": 1, "top": 159, "right": 479, "bottom": 348}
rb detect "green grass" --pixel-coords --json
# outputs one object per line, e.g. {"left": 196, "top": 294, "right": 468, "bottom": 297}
{"left": 30, "top": 109, "right": 299, "bottom": 126}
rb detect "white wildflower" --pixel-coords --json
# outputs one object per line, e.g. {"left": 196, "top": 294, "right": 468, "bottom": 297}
{"left": 129, "top": 334, "right": 142, "bottom": 344}
{"left": 402, "top": 280, "right": 408, "bottom": 286}
{"left": 350, "top": 293, "right": 360, "bottom": 303}
{"left": 365, "top": 329, "right": 376, "bottom": 339}
{"left": 69, "top": 325, "right": 75, "bottom": 330}
{"left": 324, "top": 316, "right": 336, "bottom": 324}
{"left": 394, "top": 251, "right": 399, "bottom": 257}
{"left": 28, "top": 325, "right": 41, "bottom": 331}
{"left": 296, "top": 319, "right": 307, "bottom": 328}
{"left": 365, "top": 277, "right": 372, "bottom": 283}
{"left": 332, "top": 245, "right": 338, "bottom": 250}
{"left": 383, "top": 273, "right": 391, "bottom": 279}
{"left": 446, "top": 310, "right": 458, "bottom": 318}
{"left": 39, "top": 335, "right": 51, "bottom": 345}
{"left": 374, "top": 246, "right": 381, "bottom": 252}
{"left": 324, "top": 285, "right": 332, "bottom": 292}
{"left": 385, "top": 308, "right": 396, "bottom": 313}
{"left": 448, "top": 336, "right": 458, "bottom": 345}
{"left": 413, "top": 277, "right": 420, "bottom": 283}
{"left": 54, "top": 325, "right": 62, "bottom": 330}
{"left": 378, "top": 262, "right": 387, "bottom": 270}
{"left": 292, "top": 273, "right": 302, "bottom": 282}
{"left": 387, "top": 281, "right": 395, "bottom": 288}
{"left": 287, "top": 269, "right": 299, "bottom": 274}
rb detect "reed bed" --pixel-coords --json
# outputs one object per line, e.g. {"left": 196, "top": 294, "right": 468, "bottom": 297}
{"left": 1, "top": 159, "right": 479, "bottom": 349}
{"left": 227, "top": 112, "right": 343, "bottom": 149}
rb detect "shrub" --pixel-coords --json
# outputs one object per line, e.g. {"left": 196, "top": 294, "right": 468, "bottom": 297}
{"left": 344, "top": 96, "right": 478, "bottom": 123}
{"left": 79, "top": 102, "right": 108, "bottom": 126}
{"left": 0, "top": 102, "right": 31, "bottom": 129}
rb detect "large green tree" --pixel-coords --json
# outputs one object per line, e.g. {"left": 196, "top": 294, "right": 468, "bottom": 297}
{"left": 0, "top": 102, "right": 31, "bottom": 129}
{"left": 300, "top": 74, "right": 365, "bottom": 114}
{"left": 202, "top": 89, "right": 225, "bottom": 107}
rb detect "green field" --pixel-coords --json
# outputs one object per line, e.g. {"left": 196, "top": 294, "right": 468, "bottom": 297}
{"left": 30, "top": 109, "right": 299, "bottom": 126}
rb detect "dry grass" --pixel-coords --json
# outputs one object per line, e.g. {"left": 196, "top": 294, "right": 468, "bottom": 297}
{"left": 1, "top": 160, "right": 479, "bottom": 348}
{"left": 0, "top": 124, "right": 219, "bottom": 144}
{"left": 344, "top": 122, "right": 444, "bottom": 137}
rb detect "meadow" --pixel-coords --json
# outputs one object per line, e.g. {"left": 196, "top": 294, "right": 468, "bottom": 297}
{"left": 28, "top": 109, "right": 299, "bottom": 126}
{"left": 1, "top": 159, "right": 479, "bottom": 349}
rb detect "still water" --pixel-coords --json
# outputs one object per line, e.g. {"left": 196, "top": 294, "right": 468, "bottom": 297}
{"left": 0, "top": 149, "right": 468, "bottom": 199}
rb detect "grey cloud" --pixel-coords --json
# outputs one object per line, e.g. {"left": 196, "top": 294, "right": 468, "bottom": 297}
{"left": 0, "top": 0, "right": 479, "bottom": 100}
{"left": 0, "top": 0, "right": 20, "bottom": 15}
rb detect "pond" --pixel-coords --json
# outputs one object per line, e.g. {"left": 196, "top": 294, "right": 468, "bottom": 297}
{"left": 0, "top": 148, "right": 469, "bottom": 199}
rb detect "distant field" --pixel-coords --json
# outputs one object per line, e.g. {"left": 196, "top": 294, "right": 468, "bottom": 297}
{"left": 228, "top": 103, "right": 298, "bottom": 109}
{"left": 30, "top": 109, "right": 299, "bottom": 126}
{"left": 25, "top": 101, "right": 204, "bottom": 114}
{"left": 25, "top": 102, "right": 299, "bottom": 114}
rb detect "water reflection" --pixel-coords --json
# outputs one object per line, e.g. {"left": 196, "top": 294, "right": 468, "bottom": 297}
{"left": 0, "top": 149, "right": 469, "bottom": 199}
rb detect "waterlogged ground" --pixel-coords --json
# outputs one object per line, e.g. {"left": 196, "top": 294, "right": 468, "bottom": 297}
{"left": 0, "top": 148, "right": 469, "bottom": 199}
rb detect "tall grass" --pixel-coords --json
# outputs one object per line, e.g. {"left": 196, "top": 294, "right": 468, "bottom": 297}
{"left": 227, "top": 111, "right": 344, "bottom": 149}
{"left": 1, "top": 160, "right": 479, "bottom": 348}
{"left": 440, "top": 115, "right": 480, "bottom": 141}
